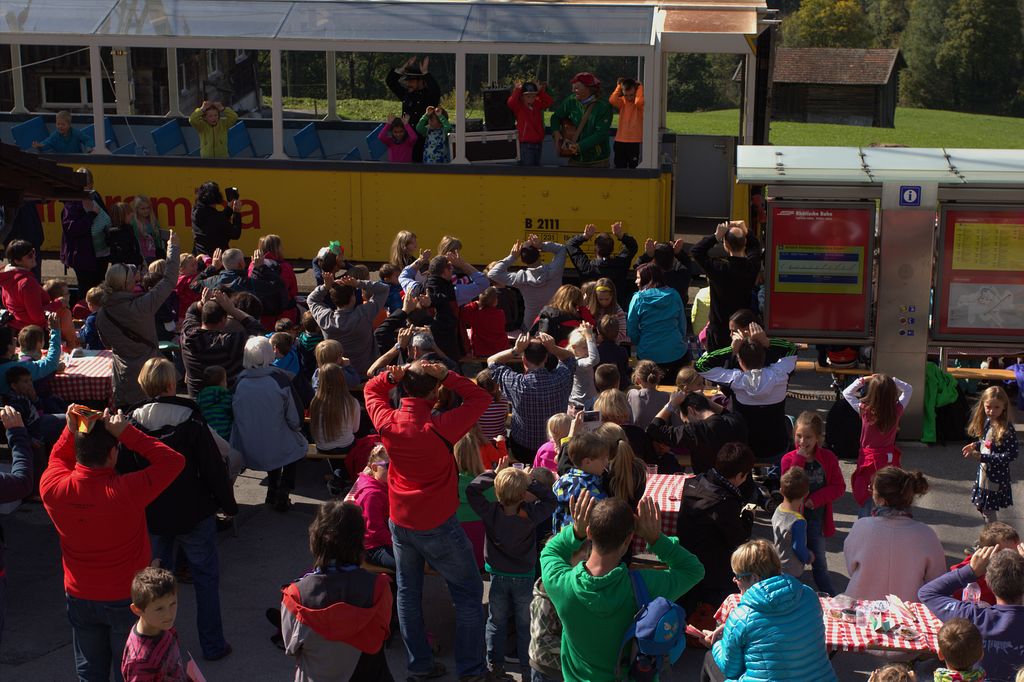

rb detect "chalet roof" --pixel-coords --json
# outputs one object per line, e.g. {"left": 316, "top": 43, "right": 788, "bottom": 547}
{"left": 0, "top": 143, "right": 88, "bottom": 200}
{"left": 773, "top": 48, "right": 903, "bottom": 86}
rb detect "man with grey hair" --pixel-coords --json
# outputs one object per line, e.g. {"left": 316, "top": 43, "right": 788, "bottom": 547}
{"left": 196, "top": 248, "right": 249, "bottom": 293}
{"left": 181, "top": 289, "right": 263, "bottom": 396}
{"left": 368, "top": 326, "right": 458, "bottom": 378}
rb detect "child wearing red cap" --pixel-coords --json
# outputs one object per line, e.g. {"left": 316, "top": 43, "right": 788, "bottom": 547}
{"left": 507, "top": 81, "right": 553, "bottom": 166}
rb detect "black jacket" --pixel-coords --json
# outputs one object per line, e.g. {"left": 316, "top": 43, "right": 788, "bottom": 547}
{"left": 385, "top": 70, "right": 441, "bottom": 125}
{"left": 691, "top": 233, "right": 762, "bottom": 351}
{"left": 119, "top": 396, "right": 238, "bottom": 536}
{"left": 566, "top": 233, "right": 639, "bottom": 310}
{"left": 191, "top": 202, "right": 242, "bottom": 256}
{"left": 530, "top": 306, "right": 582, "bottom": 348}
{"left": 637, "top": 248, "right": 694, "bottom": 306}
{"left": 426, "top": 275, "right": 463, "bottom": 362}
{"left": 646, "top": 410, "right": 748, "bottom": 474}
{"left": 677, "top": 471, "right": 753, "bottom": 605}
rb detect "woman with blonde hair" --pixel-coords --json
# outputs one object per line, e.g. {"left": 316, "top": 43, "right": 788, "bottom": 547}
{"left": 531, "top": 284, "right": 594, "bottom": 347}
{"left": 248, "top": 233, "right": 299, "bottom": 327}
{"left": 95, "top": 231, "right": 180, "bottom": 408}
{"left": 129, "top": 356, "right": 237, "bottom": 661}
{"left": 700, "top": 539, "right": 835, "bottom": 682}
{"left": 390, "top": 230, "right": 420, "bottom": 270}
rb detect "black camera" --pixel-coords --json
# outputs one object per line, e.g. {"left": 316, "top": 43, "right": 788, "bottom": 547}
{"left": 225, "top": 186, "right": 239, "bottom": 202}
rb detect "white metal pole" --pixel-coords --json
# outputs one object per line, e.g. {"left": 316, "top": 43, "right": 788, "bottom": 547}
{"left": 487, "top": 54, "right": 498, "bottom": 86}
{"left": 454, "top": 50, "right": 467, "bottom": 164}
{"left": 166, "top": 48, "right": 179, "bottom": 116}
{"left": 270, "top": 48, "right": 285, "bottom": 159}
{"left": 640, "top": 49, "right": 658, "bottom": 169}
{"left": 89, "top": 45, "right": 109, "bottom": 154}
{"left": 111, "top": 48, "right": 132, "bottom": 115}
{"left": 325, "top": 51, "right": 338, "bottom": 121}
{"left": 10, "top": 45, "right": 27, "bottom": 113}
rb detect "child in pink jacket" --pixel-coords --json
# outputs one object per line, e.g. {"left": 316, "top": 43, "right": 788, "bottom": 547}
{"left": 351, "top": 445, "right": 394, "bottom": 569}
{"left": 780, "top": 411, "right": 846, "bottom": 596}
{"left": 378, "top": 115, "right": 417, "bottom": 163}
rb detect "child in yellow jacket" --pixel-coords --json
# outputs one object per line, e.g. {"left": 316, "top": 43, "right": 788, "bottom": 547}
{"left": 188, "top": 101, "right": 238, "bottom": 158}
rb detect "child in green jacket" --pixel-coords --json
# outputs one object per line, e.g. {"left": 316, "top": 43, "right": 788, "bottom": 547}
{"left": 188, "top": 101, "right": 238, "bottom": 158}
{"left": 415, "top": 106, "right": 452, "bottom": 164}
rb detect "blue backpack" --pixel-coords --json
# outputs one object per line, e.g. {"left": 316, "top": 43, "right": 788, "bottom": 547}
{"left": 616, "top": 570, "right": 687, "bottom": 682}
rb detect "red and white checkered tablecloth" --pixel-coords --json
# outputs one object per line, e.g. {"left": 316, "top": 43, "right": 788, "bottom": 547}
{"left": 714, "top": 594, "right": 942, "bottom": 655}
{"left": 48, "top": 351, "right": 114, "bottom": 404}
{"left": 631, "top": 473, "right": 693, "bottom": 555}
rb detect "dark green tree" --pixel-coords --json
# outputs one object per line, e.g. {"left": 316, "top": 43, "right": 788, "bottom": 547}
{"left": 783, "top": 0, "right": 874, "bottom": 47}
{"left": 866, "top": 0, "right": 910, "bottom": 47}
{"left": 666, "top": 54, "right": 720, "bottom": 112}
{"left": 936, "top": 0, "right": 1023, "bottom": 113}
{"left": 899, "top": 0, "right": 956, "bottom": 108}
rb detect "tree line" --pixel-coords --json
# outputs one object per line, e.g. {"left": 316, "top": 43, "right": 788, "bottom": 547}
{"left": 777, "top": 0, "right": 1024, "bottom": 116}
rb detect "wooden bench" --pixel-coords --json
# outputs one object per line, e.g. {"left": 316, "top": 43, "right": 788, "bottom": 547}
{"left": 946, "top": 366, "right": 1015, "bottom": 381}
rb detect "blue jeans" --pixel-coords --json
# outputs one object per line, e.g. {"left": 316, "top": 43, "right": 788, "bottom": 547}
{"left": 486, "top": 574, "right": 533, "bottom": 670}
{"left": 65, "top": 594, "right": 136, "bottom": 682}
{"left": 390, "top": 515, "right": 485, "bottom": 677}
{"left": 805, "top": 516, "right": 836, "bottom": 596}
{"left": 365, "top": 544, "right": 396, "bottom": 571}
{"left": 519, "top": 142, "right": 542, "bottom": 166}
{"left": 150, "top": 515, "right": 228, "bottom": 659}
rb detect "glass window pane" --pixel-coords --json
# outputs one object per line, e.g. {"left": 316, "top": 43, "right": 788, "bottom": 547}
{"left": 1, "top": 0, "right": 117, "bottom": 35}
{"left": 463, "top": 5, "right": 654, "bottom": 45}
{"left": 96, "top": 0, "right": 292, "bottom": 38}
{"left": 279, "top": 3, "right": 470, "bottom": 43}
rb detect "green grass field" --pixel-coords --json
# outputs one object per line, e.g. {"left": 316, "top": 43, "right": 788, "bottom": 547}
{"left": 282, "top": 98, "right": 1024, "bottom": 149}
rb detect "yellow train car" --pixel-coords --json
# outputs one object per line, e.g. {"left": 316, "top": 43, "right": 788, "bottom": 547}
{"left": 36, "top": 156, "right": 674, "bottom": 264}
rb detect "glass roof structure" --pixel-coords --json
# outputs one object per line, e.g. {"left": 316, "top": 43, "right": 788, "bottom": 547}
{"left": 737, "top": 146, "right": 1024, "bottom": 185}
{"left": 1, "top": 0, "right": 657, "bottom": 47}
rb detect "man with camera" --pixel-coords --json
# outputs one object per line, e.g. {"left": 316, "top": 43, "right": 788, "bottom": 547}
{"left": 191, "top": 182, "right": 242, "bottom": 257}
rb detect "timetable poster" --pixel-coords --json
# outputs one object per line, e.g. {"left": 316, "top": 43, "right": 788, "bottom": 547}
{"left": 936, "top": 206, "right": 1024, "bottom": 341}
{"left": 766, "top": 203, "right": 874, "bottom": 338}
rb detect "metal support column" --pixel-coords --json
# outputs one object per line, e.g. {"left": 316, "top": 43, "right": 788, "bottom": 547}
{"left": 10, "top": 45, "right": 27, "bottom": 113}
{"left": 89, "top": 45, "right": 109, "bottom": 154}
{"left": 325, "top": 51, "right": 338, "bottom": 121}
{"left": 111, "top": 48, "right": 132, "bottom": 115}
{"left": 270, "top": 48, "right": 285, "bottom": 159}
{"left": 487, "top": 54, "right": 498, "bottom": 85}
{"left": 454, "top": 50, "right": 468, "bottom": 164}
{"left": 166, "top": 48, "right": 179, "bottom": 116}
{"left": 873, "top": 182, "right": 939, "bottom": 440}
{"left": 640, "top": 48, "right": 658, "bottom": 169}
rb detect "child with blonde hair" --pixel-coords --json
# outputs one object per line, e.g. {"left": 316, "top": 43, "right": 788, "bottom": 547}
{"left": 567, "top": 322, "right": 600, "bottom": 410}
{"left": 309, "top": 363, "right": 362, "bottom": 455}
{"left": 467, "top": 463, "right": 557, "bottom": 677}
{"left": 964, "top": 385, "right": 1018, "bottom": 523}
{"left": 780, "top": 411, "right": 845, "bottom": 596}
{"left": 869, "top": 665, "right": 917, "bottom": 682}
{"left": 454, "top": 432, "right": 494, "bottom": 570}
{"left": 174, "top": 252, "right": 200, "bottom": 323}
{"left": 352, "top": 444, "right": 395, "bottom": 570}
{"left": 535, "top": 413, "right": 571, "bottom": 472}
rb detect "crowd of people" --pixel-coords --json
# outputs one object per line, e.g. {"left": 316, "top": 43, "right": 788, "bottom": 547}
{"left": 31, "top": 60, "right": 644, "bottom": 169}
{"left": 0, "top": 185, "right": 1021, "bottom": 682}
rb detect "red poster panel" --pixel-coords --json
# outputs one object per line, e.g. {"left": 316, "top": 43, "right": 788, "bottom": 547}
{"left": 934, "top": 205, "right": 1024, "bottom": 342}
{"left": 765, "top": 202, "right": 874, "bottom": 338}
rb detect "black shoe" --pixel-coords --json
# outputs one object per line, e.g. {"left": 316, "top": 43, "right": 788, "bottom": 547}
{"left": 203, "top": 643, "right": 232, "bottom": 662}
{"left": 407, "top": 662, "right": 446, "bottom": 681}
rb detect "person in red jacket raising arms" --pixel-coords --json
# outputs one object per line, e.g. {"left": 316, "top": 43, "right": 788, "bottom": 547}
{"left": 364, "top": 360, "right": 495, "bottom": 682}
{"left": 40, "top": 407, "right": 184, "bottom": 682}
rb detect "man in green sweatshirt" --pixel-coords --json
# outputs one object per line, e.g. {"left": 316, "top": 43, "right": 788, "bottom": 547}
{"left": 540, "top": 491, "right": 706, "bottom": 682}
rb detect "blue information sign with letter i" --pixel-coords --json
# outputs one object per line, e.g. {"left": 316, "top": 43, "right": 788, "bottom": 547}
{"left": 899, "top": 186, "right": 922, "bottom": 207}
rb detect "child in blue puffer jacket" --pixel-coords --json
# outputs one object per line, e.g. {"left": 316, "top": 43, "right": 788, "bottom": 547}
{"left": 701, "top": 539, "right": 836, "bottom": 682}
